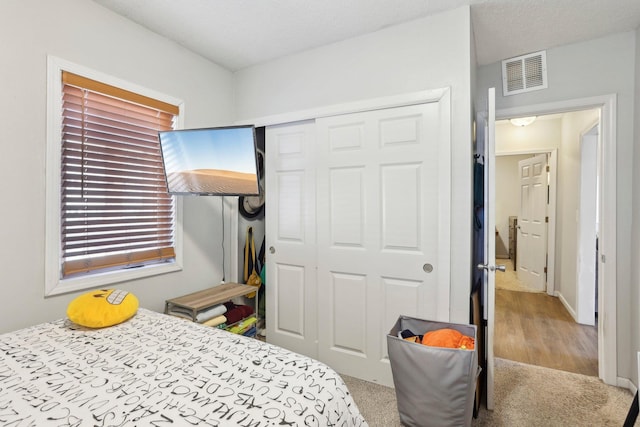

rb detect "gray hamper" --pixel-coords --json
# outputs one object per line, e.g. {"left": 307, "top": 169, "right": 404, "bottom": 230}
{"left": 387, "top": 315, "right": 478, "bottom": 427}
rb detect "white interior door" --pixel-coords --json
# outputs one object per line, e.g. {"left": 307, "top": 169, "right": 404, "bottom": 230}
{"left": 482, "top": 87, "right": 497, "bottom": 410}
{"left": 517, "top": 154, "right": 548, "bottom": 292}
{"left": 265, "top": 121, "right": 318, "bottom": 357}
{"left": 315, "top": 98, "right": 451, "bottom": 387}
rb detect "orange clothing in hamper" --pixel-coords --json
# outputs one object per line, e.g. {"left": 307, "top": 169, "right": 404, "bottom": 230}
{"left": 421, "top": 328, "right": 475, "bottom": 350}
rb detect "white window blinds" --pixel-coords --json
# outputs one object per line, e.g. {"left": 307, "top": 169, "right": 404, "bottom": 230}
{"left": 60, "top": 71, "right": 178, "bottom": 277}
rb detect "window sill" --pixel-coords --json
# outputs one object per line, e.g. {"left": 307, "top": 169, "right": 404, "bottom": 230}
{"left": 45, "top": 262, "right": 183, "bottom": 297}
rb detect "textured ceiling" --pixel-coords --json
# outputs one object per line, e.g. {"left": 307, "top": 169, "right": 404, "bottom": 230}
{"left": 93, "top": 0, "right": 640, "bottom": 71}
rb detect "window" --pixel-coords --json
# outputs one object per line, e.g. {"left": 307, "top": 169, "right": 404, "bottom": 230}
{"left": 46, "top": 58, "right": 183, "bottom": 295}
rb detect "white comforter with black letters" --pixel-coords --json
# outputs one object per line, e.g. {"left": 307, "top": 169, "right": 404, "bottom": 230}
{"left": 0, "top": 308, "right": 367, "bottom": 426}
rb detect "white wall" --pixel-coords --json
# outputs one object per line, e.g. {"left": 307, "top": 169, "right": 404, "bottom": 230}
{"left": 477, "top": 31, "right": 636, "bottom": 380}
{"left": 577, "top": 129, "right": 597, "bottom": 326}
{"left": 556, "top": 110, "right": 599, "bottom": 310}
{"left": 234, "top": 7, "right": 474, "bottom": 323}
{"left": 496, "top": 117, "right": 562, "bottom": 153}
{"left": 495, "top": 154, "right": 532, "bottom": 258}
{"left": 0, "top": 0, "right": 234, "bottom": 333}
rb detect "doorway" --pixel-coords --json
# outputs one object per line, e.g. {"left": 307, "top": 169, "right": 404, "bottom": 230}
{"left": 494, "top": 109, "right": 600, "bottom": 376}
{"left": 480, "top": 91, "right": 617, "bottom": 409}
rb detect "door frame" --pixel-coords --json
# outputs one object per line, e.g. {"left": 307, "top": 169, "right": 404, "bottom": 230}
{"left": 495, "top": 93, "right": 617, "bottom": 386}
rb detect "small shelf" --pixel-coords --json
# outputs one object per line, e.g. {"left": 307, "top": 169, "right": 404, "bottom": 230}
{"left": 164, "top": 282, "right": 259, "bottom": 331}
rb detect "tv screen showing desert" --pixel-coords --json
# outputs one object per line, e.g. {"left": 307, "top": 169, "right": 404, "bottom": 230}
{"left": 166, "top": 169, "right": 259, "bottom": 195}
{"left": 159, "top": 126, "right": 259, "bottom": 195}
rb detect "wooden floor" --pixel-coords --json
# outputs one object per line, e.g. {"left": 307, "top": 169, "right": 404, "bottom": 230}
{"left": 495, "top": 289, "right": 598, "bottom": 376}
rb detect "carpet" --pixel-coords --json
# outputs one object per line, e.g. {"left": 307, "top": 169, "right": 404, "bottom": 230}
{"left": 342, "top": 358, "right": 637, "bottom": 426}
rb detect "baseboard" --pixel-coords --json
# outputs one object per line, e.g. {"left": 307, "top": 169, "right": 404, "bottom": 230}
{"left": 555, "top": 291, "right": 578, "bottom": 322}
{"left": 618, "top": 376, "right": 638, "bottom": 395}
{"left": 624, "top": 352, "right": 640, "bottom": 394}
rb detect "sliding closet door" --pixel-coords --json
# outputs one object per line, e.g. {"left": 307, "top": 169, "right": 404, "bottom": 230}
{"left": 316, "top": 98, "right": 451, "bottom": 386}
{"left": 265, "top": 121, "right": 318, "bottom": 357}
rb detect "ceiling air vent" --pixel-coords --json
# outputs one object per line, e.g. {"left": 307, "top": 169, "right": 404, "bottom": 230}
{"left": 502, "top": 50, "right": 547, "bottom": 96}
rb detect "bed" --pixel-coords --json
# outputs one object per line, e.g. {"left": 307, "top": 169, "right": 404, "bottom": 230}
{"left": 0, "top": 308, "right": 367, "bottom": 426}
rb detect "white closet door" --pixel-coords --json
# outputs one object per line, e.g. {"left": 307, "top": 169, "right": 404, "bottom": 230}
{"left": 265, "top": 121, "right": 318, "bottom": 357}
{"left": 316, "top": 99, "right": 451, "bottom": 386}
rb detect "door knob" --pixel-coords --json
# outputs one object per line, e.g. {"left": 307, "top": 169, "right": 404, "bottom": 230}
{"left": 477, "top": 263, "right": 506, "bottom": 272}
{"left": 269, "top": 246, "right": 275, "bottom": 254}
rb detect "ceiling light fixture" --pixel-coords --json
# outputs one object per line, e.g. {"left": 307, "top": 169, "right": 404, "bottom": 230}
{"left": 510, "top": 116, "right": 537, "bottom": 127}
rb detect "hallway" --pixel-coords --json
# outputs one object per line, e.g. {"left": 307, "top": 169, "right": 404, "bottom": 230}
{"left": 494, "top": 269, "right": 598, "bottom": 376}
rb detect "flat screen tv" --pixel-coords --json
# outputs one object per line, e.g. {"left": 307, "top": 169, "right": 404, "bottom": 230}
{"left": 158, "top": 125, "right": 260, "bottom": 196}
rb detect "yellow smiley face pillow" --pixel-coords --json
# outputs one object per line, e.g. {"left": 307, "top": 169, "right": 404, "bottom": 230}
{"left": 67, "top": 289, "right": 139, "bottom": 328}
